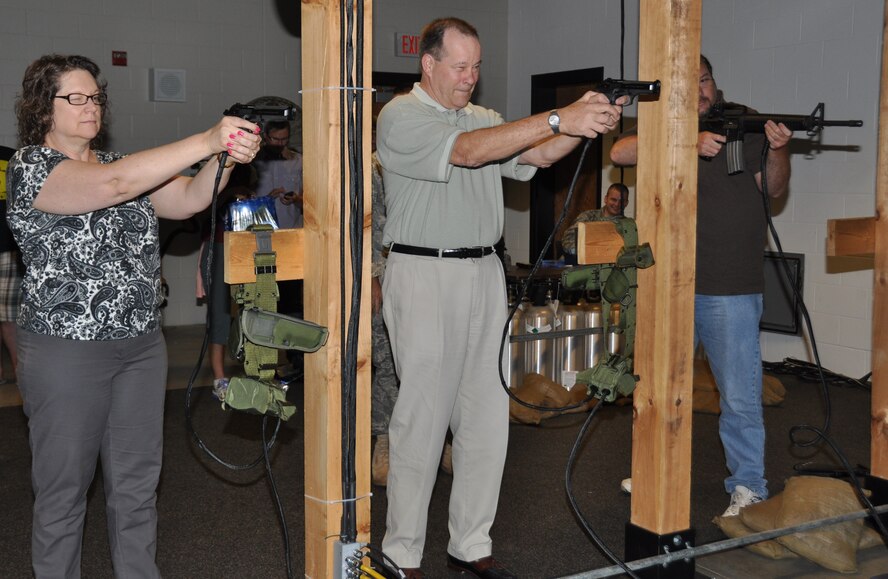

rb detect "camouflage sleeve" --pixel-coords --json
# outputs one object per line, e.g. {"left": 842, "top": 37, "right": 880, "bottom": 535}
{"left": 561, "top": 209, "right": 602, "bottom": 255}
{"left": 371, "top": 154, "right": 387, "bottom": 278}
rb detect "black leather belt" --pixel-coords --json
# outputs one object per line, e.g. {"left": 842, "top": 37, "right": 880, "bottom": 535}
{"left": 389, "top": 243, "right": 495, "bottom": 259}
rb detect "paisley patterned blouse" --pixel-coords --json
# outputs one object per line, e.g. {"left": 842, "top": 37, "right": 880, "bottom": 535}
{"left": 6, "top": 146, "right": 162, "bottom": 340}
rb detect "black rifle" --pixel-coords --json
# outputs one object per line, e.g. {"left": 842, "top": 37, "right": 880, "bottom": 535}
{"left": 699, "top": 102, "right": 863, "bottom": 175}
{"left": 594, "top": 78, "right": 661, "bottom": 105}
{"left": 223, "top": 103, "right": 296, "bottom": 125}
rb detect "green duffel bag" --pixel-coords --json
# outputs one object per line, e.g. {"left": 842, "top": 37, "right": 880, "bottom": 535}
{"left": 222, "top": 376, "right": 297, "bottom": 421}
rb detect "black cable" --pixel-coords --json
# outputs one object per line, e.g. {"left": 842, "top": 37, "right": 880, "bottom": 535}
{"left": 757, "top": 141, "right": 832, "bottom": 447}
{"left": 497, "top": 139, "right": 599, "bottom": 413}
{"left": 184, "top": 151, "right": 282, "bottom": 471}
{"left": 362, "top": 545, "right": 403, "bottom": 579}
{"left": 564, "top": 402, "right": 642, "bottom": 578}
{"left": 762, "top": 357, "right": 871, "bottom": 391}
{"left": 757, "top": 141, "right": 886, "bottom": 549}
{"left": 263, "top": 416, "right": 294, "bottom": 579}
{"left": 181, "top": 152, "right": 292, "bottom": 579}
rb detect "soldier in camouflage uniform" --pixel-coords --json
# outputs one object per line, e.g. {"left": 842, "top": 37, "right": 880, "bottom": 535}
{"left": 371, "top": 152, "right": 400, "bottom": 486}
{"left": 560, "top": 182, "right": 628, "bottom": 257}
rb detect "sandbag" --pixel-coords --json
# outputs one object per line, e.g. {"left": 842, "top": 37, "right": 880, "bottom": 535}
{"left": 774, "top": 476, "right": 867, "bottom": 574}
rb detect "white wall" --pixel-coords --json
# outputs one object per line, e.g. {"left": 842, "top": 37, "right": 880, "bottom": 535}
{"left": 505, "top": 0, "right": 882, "bottom": 377}
{"left": 0, "top": 0, "right": 302, "bottom": 326}
{"left": 2, "top": 0, "right": 882, "bottom": 377}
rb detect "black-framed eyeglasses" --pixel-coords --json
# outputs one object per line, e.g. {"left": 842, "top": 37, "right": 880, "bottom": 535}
{"left": 54, "top": 93, "right": 107, "bottom": 106}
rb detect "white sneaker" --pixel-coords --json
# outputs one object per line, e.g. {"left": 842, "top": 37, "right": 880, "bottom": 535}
{"left": 722, "top": 485, "right": 763, "bottom": 517}
{"left": 620, "top": 478, "right": 632, "bottom": 494}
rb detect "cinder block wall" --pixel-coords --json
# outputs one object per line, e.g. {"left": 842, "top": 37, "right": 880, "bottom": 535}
{"left": 505, "top": 0, "right": 881, "bottom": 377}
{"left": 0, "top": 0, "right": 302, "bottom": 326}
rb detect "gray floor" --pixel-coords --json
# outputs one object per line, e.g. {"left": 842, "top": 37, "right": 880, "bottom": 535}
{"left": 0, "top": 324, "right": 887, "bottom": 578}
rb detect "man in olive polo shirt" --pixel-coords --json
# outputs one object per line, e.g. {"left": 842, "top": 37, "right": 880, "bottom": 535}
{"left": 375, "top": 17, "right": 624, "bottom": 578}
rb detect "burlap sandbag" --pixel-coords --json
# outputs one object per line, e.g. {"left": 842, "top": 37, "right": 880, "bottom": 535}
{"left": 692, "top": 358, "right": 786, "bottom": 414}
{"left": 509, "top": 374, "right": 598, "bottom": 424}
{"left": 733, "top": 494, "right": 799, "bottom": 559}
{"left": 509, "top": 373, "right": 569, "bottom": 424}
{"left": 858, "top": 525, "right": 886, "bottom": 550}
{"left": 775, "top": 476, "right": 866, "bottom": 574}
{"left": 713, "top": 507, "right": 797, "bottom": 560}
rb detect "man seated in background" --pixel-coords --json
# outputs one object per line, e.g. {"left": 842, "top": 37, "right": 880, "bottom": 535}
{"left": 560, "top": 182, "right": 628, "bottom": 262}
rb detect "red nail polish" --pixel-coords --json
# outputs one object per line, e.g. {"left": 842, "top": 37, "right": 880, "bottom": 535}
{"left": 237, "top": 131, "right": 244, "bottom": 136}
{"left": 229, "top": 133, "right": 236, "bottom": 139}
{"left": 226, "top": 142, "right": 233, "bottom": 148}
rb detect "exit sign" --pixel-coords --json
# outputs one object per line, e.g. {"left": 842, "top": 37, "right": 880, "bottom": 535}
{"left": 395, "top": 33, "right": 420, "bottom": 58}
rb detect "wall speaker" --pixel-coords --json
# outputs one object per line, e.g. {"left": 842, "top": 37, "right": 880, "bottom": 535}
{"left": 150, "top": 68, "right": 186, "bottom": 102}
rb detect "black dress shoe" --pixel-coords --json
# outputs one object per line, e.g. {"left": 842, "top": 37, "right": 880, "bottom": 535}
{"left": 446, "top": 554, "right": 517, "bottom": 578}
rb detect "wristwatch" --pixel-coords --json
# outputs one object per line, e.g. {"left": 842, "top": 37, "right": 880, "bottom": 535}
{"left": 547, "top": 109, "right": 561, "bottom": 135}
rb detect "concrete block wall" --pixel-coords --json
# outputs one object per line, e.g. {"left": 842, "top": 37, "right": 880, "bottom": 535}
{"left": 0, "top": 0, "right": 302, "bottom": 327}
{"left": 505, "top": 0, "right": 882, "bottom": 377}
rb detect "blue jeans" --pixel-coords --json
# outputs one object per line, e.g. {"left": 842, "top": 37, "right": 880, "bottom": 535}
{"left": 694, "top": 294, "right": 767, "bottom": 498}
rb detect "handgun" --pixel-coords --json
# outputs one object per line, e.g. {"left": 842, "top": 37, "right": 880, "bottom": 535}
{"left": 594, "top": 78, "right": 661, "bottom": 105}
{"left": 223, "top": 103, "right": 296, "bottom": 125}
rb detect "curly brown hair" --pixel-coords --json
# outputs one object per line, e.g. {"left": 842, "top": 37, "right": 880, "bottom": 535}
{"left": 15, "top": 54, "right": 109, "bottom": 148}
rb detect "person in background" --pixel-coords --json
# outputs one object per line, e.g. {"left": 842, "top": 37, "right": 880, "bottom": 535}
{"left": 8, "top": 54, "right": 260, "bottom": 578}
{"left": 376, "top": 17, "right": 624, "bottom": 578}
{"left": 253, "top": 119, "right": 304, "bottom": 380}
{"left": 560, "top": 182, "right": 629, "bottom": 260}
{"left": 253, "top": 119, "right": 303, "bottom": 230}
{"left": 0, "top": 145, "right": 23, "bottom": 385}
{"left": 610, "top": 54, "right": 792, "bottom": 516}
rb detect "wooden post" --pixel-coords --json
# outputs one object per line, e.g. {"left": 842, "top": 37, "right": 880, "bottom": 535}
{"left": 301, "top": 1, "right": 373, "bottom": 576}
{"left": 872, "top": 0, "right": 888, "bottom": 479}
{"left": 630, "top": 0, "right": 701, "bottom": 534}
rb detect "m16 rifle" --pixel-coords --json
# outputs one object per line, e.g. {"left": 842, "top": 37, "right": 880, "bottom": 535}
{"left": 699, "top": 102, "right": 863, "bottom": 175}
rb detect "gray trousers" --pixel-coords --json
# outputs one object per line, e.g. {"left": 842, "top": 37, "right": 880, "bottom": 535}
{"left": 18, "top": 329, "right": 167, "bottom": 579}
{"left": 381, "top": 252, "right": 509, "bottom": 568}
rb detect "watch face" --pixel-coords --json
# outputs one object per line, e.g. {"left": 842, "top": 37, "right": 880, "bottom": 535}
{"left": 548, "top": 113, "right": 559, "bottom": 125}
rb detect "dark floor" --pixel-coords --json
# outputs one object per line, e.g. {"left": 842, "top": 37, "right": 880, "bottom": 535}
{"left": 0, "top": 325, "right": 887, "bottom": 578}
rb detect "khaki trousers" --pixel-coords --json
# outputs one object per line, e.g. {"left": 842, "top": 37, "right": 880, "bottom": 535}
{"left": 381, "top": 251, "right": 509, "bottom": 568}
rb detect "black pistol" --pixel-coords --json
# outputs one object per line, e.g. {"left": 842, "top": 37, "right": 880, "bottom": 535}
{"left": 223, "top": 103, "right": 296, "bottom": 125}
{"left": 594, "top": 78, "right": 661, "bottom": 105}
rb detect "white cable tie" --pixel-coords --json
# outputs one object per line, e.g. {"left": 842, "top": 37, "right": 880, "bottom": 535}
{"left": 304, "top": 492, "right": 373, "bottom": 505}
{"left": 299, "top": 86, "right": 377, "bottom": 94}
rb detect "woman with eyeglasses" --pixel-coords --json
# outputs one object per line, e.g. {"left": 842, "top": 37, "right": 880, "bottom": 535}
{"left": 6, "top": 54, "right": 262, "bottom": 579}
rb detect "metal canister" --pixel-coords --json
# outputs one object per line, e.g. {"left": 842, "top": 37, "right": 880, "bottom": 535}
{"left": 556, "top": 300, "right": 586, "bottom": 386}
{"left": 583, "top": 302, "right": 605, "bottom": 369}
{"left": 607, "top": 303, "right": 625, "bottom": 355}
{"left": 523, "top": 288, "right": 556, "bottom": 381}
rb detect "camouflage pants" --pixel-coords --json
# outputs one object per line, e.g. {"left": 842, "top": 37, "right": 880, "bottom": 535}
{"left": 372, "top": 308, "right": 399, "bottom": 435}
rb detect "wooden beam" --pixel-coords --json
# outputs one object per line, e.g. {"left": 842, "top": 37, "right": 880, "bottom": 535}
{"left": 301, "top": 1, "right": 373, "bottom": 576}
{"left": 223, "top": 229, "right": 304, "bottom": 284}
{"left": 826, "top": 217, "right": 875, "bottom": 258}
{"left": 577, "top": 221, "right": 626, "bottom": 264}
{"left": 631, "top": 0, "right": 701, "bottom": 534}
{"left": 872, "top": 0, "right": 888, "bottom": 479}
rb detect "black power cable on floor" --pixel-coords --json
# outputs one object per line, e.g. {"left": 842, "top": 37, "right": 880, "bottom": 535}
{"left": 757, "top": 142, "right": 888, "bottom": 545}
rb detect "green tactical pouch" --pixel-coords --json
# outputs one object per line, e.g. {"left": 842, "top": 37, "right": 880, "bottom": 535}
{"left": 222, "top": 376, "right": 297, "bottom": 421}
{"left": 241, "top": 307, "right": 329, "bottom": 353}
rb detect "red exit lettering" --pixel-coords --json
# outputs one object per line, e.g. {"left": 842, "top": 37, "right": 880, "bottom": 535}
{"left": 396, "top": 33, "right": 420, "bottom": 58}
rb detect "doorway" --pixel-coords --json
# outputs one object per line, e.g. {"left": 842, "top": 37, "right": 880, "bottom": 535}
{"left": 529, "top": 67, "right": 605, "bottom": 261}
